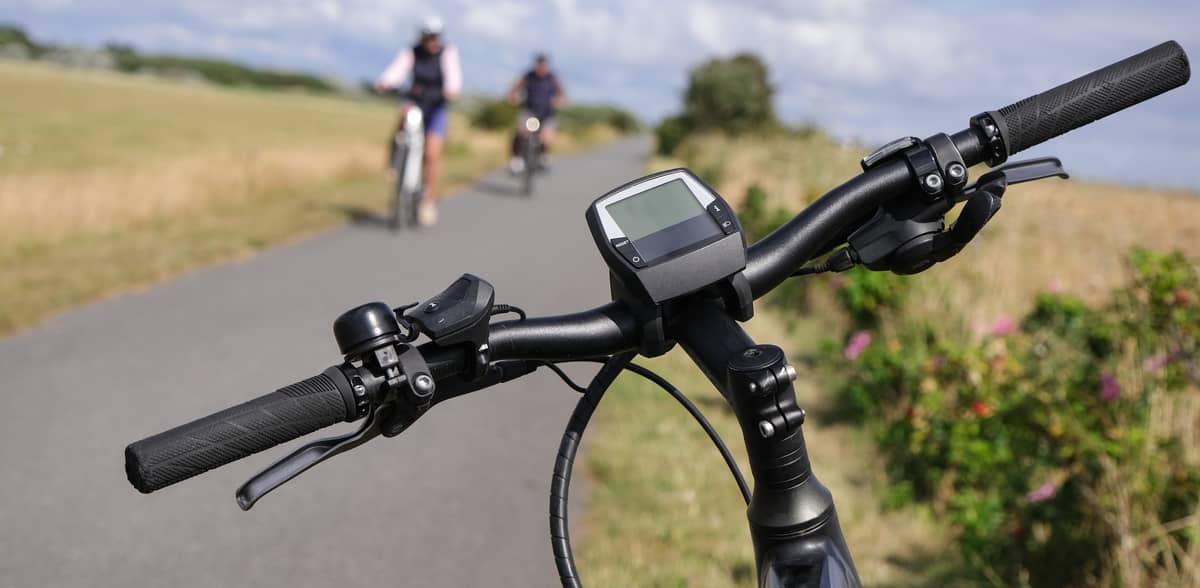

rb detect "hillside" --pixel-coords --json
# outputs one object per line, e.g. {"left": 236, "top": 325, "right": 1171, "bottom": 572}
{"left": 0, "top": 60, "right": 616, "bottom": 334}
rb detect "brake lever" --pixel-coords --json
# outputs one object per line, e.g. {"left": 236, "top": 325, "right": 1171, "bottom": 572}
{"left": 959, "top": 157, "right": 1069, "bottom": 201}
{"left": 233, "top": 359, "right": 538, "bottom": 510}
{"left": 235, "top": 402, "right": 393, "bottom": 510}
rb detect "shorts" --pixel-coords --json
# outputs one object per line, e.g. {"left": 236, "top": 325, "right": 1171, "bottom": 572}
{"left": 403, "top": 101, "right": 450, "bottom": 138}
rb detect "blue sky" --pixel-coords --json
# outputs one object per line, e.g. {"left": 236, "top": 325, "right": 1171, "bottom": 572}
{"left": 5, "top": 0, "right": 1199, "bottom": 190}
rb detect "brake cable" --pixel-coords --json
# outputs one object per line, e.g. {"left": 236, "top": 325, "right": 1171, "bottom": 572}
{"left": 542, "top": 353, "right": 751, "bottom": 588}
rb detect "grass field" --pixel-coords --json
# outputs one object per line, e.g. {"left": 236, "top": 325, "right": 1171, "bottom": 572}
{"left": 578, "top": 130, "right": 1200, "bottom": 586}
{"left": 0, "top": 60, "right": 615, "bottom": 334}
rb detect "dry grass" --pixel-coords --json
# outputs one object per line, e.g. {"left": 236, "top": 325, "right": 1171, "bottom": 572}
{"left": 577, "top": 310, "right": 956, "bottom": 587}
{"left": 675, "top": 130, "right": 1200, "bottom": 327}
{"left": 916, "top": 179, "right": 1200, "bottom": 329}
{"left": 0, "top": 60, "right": 613, "bottom": 334}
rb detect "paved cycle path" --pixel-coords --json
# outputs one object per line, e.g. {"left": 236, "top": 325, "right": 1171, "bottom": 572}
{"left": 0, "top": 137, "right": 649, "bottom": 587}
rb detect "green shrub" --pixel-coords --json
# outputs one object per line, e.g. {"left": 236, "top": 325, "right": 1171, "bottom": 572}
{"left": 832, "top": 249, "right": 1200, "bottom": 586}
{"left": 0, "top": 24, "right": 42, "bottom": 55}
{"left": 469, "top": 97, "right": 519, "bottom": 131}
{"left": 558, "top": 104, "right": 640, "bottom": 134}
{"left": 655, "top": 115, "right": 690, "bottom": 156}
{"left": 833, "top": 268, "right": 910, "bottom": 329}
{"left": 683, "top": 53, "right": 777, "bottom": 135}
{"left": 106, "top": 50, "right": 336, "bottom": 92}
{"left": 737, "top": 184, "right": 809, "bottom": 312}
{"left": 655, "top": 52, "right": 779, "bottom": 155}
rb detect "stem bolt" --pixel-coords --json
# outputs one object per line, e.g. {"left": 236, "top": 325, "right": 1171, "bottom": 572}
{"left": 782, "top": 364, "right": 797, "bottom": 382}
{"left": 412, "top": 374, "right": 435, "bottom": 397}
{"left": 947, "top": 163, "right": 966, "bottom": 180}
{"left": 923, "top": 173, "right": 944, "bottom": 191}
{"left": 758, "top": 420, "right": 776, "bottom": 438}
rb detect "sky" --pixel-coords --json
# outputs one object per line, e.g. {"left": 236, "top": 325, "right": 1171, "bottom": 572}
{"left": 5, "top": 0, "right": 1199, "bottom": 190}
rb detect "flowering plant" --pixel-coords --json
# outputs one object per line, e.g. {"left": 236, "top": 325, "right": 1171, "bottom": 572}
{"left": 832, "top": 249, "right": 1200, "bottom": 586}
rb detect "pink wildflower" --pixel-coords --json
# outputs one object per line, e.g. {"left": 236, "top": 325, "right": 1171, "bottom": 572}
{"left": 1026, "top": 481, "right": 1057, "bottom": 504}
{"left": 1098, "top": 372, "right": 1121, "bottom": 402}
{"left": 990, "top": 315, "right": 1016, "bottom": 336}
{"left": 844, "top": 331, "right": 872, "bottom": 361}
{"left": 1142, "top": 353, "right": 1174, "bottom": 373}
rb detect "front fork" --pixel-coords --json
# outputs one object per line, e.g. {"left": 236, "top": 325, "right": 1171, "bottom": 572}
{"left": 675, "top": 303, "right": 861, "bottom": 588}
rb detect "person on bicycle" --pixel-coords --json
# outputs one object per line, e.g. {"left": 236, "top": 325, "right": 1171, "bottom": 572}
{"left": 507, "top": 53, "right": 564, "bottom": 174}
{"left": 374, "top": 16, "right": 463, "bottom": 226}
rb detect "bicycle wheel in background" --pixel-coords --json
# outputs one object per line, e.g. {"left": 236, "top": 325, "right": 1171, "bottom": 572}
{"left": 522, "top": 131, "right": 538, "bottom": 197}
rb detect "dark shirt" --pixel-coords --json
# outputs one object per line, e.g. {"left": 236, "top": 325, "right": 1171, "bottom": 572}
{"left": 523, "top": 70, "right": 561, "bottom": 119}
{"left": 409, "top": 44, "right": 446, "bottom": 112}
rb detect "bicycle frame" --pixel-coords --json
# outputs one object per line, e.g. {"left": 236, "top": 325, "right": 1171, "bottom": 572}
{"left": 398, "top": 107, "right": 424, "bottom": 196}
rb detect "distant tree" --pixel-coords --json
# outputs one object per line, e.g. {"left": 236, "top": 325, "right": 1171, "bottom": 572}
{"left": 682, "top": 53, "right": 777, "bottom": 135}
{"left": 0, "top": 24, "right": 44, "bottom": 55}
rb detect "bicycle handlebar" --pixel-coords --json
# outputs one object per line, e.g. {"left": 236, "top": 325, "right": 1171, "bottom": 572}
{"left": 125, "top": 41, "right": 1190, "bottom": 496}
{"left": 990, "top": 40, "right": 1190, "bottom": 158}
{"left": 125, "top": 368, "right": 356, "bottom": 493}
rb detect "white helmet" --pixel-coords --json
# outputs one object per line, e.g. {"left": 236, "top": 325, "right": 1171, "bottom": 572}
{"left": 420, "top": 16, "right": 444, "bottom": 36}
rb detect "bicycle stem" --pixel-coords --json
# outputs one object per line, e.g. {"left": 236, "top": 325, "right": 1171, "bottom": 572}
{"left": 674, "top": 300, "right": 860, "bottom": 585}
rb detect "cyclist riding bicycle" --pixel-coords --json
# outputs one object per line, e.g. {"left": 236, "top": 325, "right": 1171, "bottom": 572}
{"left": 374, "top": 16, "right": 463, "bottom": 227}
{"left": 507, "top": 53, "right": 565, "bottom": 175}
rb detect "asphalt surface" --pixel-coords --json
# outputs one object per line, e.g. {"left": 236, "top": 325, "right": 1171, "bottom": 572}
{"left": 0, "top": 136, "right": 650, "bottom": 587}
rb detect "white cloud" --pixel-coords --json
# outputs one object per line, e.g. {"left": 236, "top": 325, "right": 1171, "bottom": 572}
{"left": 4, "top": 0, "right": 1197, "bottom": 187}
{"left": 463, "top": 1, "right": 534, "bottom": 42}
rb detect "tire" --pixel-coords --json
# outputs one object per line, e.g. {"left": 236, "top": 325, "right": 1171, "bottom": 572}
{"left": 522, "top": 133, "right": 537, "bottom": 197}
{"left": 391, "top": 143, "right": 418, "bottom": 230}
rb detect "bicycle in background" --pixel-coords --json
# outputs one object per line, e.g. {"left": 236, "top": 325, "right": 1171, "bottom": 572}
{"left": 389, "top": 106, "right": 425, "bottom": 230}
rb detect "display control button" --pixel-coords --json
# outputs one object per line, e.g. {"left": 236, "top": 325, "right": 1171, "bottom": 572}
{"left": 707, "top": 203, "right": 737, "bottom": 235}
{"left": 611, "top": 238, "right": 646, "bottom": 268}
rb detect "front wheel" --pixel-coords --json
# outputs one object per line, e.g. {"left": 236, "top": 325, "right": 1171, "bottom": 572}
{"left": 390, "top": 144, "right": 419, "bottom": 230}
{"left": 522, "top": 133, "right": 539, "bottom": 197}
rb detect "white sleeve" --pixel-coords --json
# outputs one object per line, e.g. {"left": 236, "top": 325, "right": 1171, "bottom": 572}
{"left": 376, "top": 48, "right": 413, "bottom": 89}
{"left": 442, "top": 45, "right": 463, "bottom": 98}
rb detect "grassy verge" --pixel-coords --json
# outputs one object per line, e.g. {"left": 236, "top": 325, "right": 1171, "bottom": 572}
{"left": 580, "top": 129, "right": 1200, "bottom": 585}
{"left": 576, "top": 307, "right": 957, "bottom": 587}
{"left": 0, "top": 60, "right": 617, "bottom": 334}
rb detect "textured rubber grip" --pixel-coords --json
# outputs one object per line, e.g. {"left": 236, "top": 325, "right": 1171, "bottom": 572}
{"left": 994, "top": 40, "right": 1190, "bottom": 156}
{"left": 125, "top": 368, "right": 354, "bottom": 494}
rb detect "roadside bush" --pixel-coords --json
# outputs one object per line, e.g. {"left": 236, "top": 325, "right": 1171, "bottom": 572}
{"left": 655, "top": 115, "right": 690, "bottom": 156}
{"left": 684, "top": 53, "right": 777, "bottom": 135}
{"left": 833, "top": 268, "right": 909, "bottom": 329}
{"left": 655, "top": 53, "right": 779, "bottom": 157}
{"left": 468, "top": 97, "right": 519, "bottom": 131}
{"left": 738, "top": 184, "right": 809, "bottom": 312}
{"left": 833, "top": 249, "right": 1200, "bottom": 586}
{"left": 558, "top": 104, "right": 640, "bottom": 135}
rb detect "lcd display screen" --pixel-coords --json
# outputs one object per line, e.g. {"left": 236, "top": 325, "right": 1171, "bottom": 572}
{"left": 605, "top": 178, "right": 721, "bottom": 263}
{"left": 606, "top": 179, "right": 707, "bottom": 241}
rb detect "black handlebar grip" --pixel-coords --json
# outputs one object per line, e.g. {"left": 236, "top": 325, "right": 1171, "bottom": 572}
{"left": 125, "top": 367, "right": 356, "bottom": 494}
{"left": 990, "top": 40, "right": 1189, "bottom": 157}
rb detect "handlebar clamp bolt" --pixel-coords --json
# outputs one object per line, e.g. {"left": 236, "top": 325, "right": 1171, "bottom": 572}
{"left": 922, "top": 173, "right": 944, "bottom": 192}
{"left": 947, "top": 163, "right": 966, "bottom": 181}
{"left": 412, "top": 374, "right": 435, "bottom": 397}
{"left": 781, "top": 364, "right": 797, "bottom": 383}
{"left": 757, "top": 420, "right": 776, "bottom": 439}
